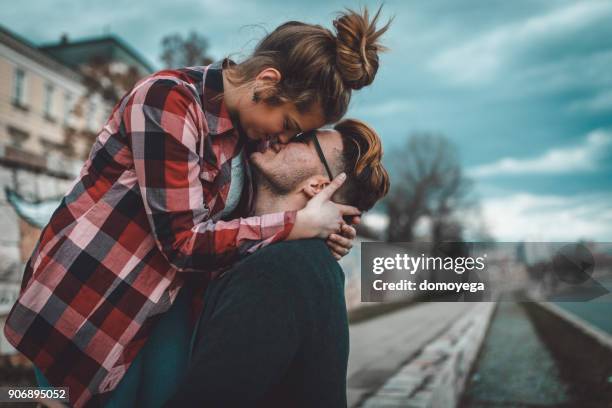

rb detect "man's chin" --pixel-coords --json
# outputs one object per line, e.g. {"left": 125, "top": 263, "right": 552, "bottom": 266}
{"left": 249, "top": 150, "right": 268, "bottom": 170}
{"left": 249, "top": 148, "right": 274, "bottom": 165}
{"left": 249, "top": 151, "right": 262, "bottom": 162}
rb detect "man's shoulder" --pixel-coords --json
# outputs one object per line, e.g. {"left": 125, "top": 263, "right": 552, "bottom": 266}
{"left": 248, "top": 239, "right": 335, "bottom": 267}
{"left": 231, "top": 239, "right": 342, "bottom": 285}
{"left": 257, "top": 238, "right": 330, "bottom": 258}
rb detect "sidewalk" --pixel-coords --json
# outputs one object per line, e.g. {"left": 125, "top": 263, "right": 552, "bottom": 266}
{"left": 347, "top": 302, "right": 477, "bottom": 407}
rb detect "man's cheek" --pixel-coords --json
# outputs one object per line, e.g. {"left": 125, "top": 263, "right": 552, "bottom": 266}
{"left": 284, "top": 152, "right": 306, "bottom": 168}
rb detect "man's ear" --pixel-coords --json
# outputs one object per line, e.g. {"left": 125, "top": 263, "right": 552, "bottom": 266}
{"left": 256, "top": 67, "right": 282, "bottom": 84}
{"left": 302, "top": 176, "right": 329, "bottom": 199}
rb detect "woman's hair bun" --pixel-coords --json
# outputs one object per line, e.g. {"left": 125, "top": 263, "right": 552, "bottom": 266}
{"left": 333, "top": 6, "right": 391, "bottom": 90}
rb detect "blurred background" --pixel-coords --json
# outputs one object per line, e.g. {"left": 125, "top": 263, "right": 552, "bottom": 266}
{"left": 0, "top": 0, "right": 611, "bottom": 407}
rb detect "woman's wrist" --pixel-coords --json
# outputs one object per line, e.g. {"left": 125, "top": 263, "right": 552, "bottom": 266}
{"left": 287, "top": 209, "right": 317, "bottom": 240}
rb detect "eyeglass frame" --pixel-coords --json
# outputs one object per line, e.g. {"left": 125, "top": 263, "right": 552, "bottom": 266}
{"left": 292, "top": 130, "right": 334, "bottom": 181}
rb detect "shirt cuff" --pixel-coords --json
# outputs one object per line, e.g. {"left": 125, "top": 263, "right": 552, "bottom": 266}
{"left": 261, "top": 210, "right": 297, "bottom": 242}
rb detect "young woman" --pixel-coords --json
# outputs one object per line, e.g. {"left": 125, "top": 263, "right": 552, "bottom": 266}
{"left": 4, "top": 7, "right": 390, "bottom": 407}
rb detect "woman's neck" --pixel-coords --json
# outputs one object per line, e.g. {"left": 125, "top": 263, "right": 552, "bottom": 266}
{"left": 221, "top": 68, "right": 241, "bottom": 113}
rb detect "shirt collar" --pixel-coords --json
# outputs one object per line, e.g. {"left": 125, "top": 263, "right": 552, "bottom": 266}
{"left": 203, "top": 58, "right": 236, "bottom": 136}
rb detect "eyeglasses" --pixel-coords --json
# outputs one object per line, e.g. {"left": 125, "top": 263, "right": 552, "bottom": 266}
{"left": 293, "top": 130, "right": 334, "bottom": 181}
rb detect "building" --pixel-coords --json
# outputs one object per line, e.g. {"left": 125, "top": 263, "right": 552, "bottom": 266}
{"left": 0, "top": 25, "right": 96, "bottom": 175}
{"left": 41, "top": 33, "right": 154, "bottom": 76}
{"left": 1, "top": 27, "right": 155, "bottom": 173}
{"left": 0, "top": 24, "right": 153, "bottom": 356}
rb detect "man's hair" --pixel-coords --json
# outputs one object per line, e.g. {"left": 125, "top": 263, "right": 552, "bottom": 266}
{"left": 332, "top": 119, "right": 390, "bottom": 211}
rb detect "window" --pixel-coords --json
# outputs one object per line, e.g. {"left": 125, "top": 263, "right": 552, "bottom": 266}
{"left": 7, "top": 125, "right": 30, "bottom": 149}
{"left": 44, "top": 82, "right": 55, "bottom": 120}
{"left": 64, "top": 92, "right": 73, "bottom": 125}
{"left": 40, "top": 135, "right": 69, "bottom": 156}
{"left": 12, "top": 68, "right": 27, "bottom": 108}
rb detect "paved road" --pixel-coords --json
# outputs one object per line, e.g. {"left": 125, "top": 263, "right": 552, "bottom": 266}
{"left": 347, "top": 302, "right": 476, "bottom": 407}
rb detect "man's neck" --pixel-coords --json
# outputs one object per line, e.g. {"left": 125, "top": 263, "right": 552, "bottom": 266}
{"left": 252, "top": 185, "right": 302, "bottom": 216}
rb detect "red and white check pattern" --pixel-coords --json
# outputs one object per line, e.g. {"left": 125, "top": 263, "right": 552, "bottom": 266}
{"left": 3, "top": 60, "right": 296, "bottom": 407}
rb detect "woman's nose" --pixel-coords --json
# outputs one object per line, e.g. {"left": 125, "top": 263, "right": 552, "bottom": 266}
{"left": 277, "top": 132, "right": 299, "bottom": 144}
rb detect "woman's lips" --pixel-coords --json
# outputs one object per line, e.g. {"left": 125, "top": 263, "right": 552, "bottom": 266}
{"left": 255, "top": 134, "right": 274, "bottom": 153}
{"left": 271, "top": 140, "right": 282, "bottom": 153}
{"left": 255, "top": 139, "right": 270, "bottom": 153}
{"left": 254, "top": 135, "right": 283, "bottom": 154}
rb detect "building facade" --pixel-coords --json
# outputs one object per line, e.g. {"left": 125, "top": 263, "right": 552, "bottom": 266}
{"left": 0, "top": 25, "right": 153, "bottom": 356}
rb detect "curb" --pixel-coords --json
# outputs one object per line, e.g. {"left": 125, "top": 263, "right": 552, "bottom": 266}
{"left": 522, "top": 301, "right": 612, "bottom": 403}
{"left": 529, "top": 301, "right": 612, "bottom": 351}
{"left": 360, "top": 302, "right": 496, "bottom": 408}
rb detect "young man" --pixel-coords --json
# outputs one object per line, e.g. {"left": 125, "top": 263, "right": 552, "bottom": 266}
{"left": 164, "top": 119, "right": 390, "bottom": 407}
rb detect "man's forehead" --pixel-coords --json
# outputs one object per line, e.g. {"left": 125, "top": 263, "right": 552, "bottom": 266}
{"left": 315, "top": 129, "right": 343, "bottom": 154}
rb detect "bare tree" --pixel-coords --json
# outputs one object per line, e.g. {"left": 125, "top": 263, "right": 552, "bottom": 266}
{"left": 385, "top": 133, "right": 475, "bottom": 243}
{"left": 79, "top": 56, "right": 141, "bottom": 105}
{"left": 160, "top": 31, "right": 214, "bottom": 68}
{"left": 67, "top": 56, "right": 144, "bottom": 160}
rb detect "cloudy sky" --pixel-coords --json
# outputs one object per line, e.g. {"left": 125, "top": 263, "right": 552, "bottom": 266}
{"left": 2, "top": 0, "right": 611, "bottom": 241}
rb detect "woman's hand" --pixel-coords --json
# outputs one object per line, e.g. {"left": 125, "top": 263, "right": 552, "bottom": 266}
{"left": 326, "top": 223, "right": 358, "bottom": 260}
{"left": 287, "top": 173, "right": 361, "bottom": 241}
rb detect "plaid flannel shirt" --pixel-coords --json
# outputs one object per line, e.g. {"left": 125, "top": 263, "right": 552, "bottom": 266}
{"left": 3, "top": 59, "right": 296, "bottom": 407}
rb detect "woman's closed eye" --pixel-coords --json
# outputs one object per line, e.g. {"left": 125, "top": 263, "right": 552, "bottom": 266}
{"left": 284, "top": 116, "right": 304, "bottom": 140}
{"left": 292, "top": 133, "right": 309, "bottom": 144}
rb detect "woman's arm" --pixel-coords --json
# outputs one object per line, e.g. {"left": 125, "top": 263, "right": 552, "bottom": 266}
{"left": 123, "top": 78, "right": 361, "bottom": 273}
{"left": 123, "top": 78, "right": 298, "bottom": 273}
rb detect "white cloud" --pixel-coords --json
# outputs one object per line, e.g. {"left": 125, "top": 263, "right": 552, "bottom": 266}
{"left": 567, "top": 89, "right": 612, "bottom": 113}
{"left": 508, "top": 49, "right": 612, "bottom": 97}
{"left": 349, "top": 99, "right": 417, "bottom": 118}
{"left": 480, "top": 192, "right": 612, "bottom": 241}
{"left": 362, "top": 192, "right": 612, "bottom": 242}
{"left": 468, "top": 129, "right": 612, "bottom": 177}
{"left": 428, "top": 1, "right": 612, "bottom": 85}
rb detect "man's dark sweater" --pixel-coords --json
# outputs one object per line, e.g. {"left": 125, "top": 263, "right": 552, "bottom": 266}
{"left": 164, "top": 239, "right": 349, "bottom": 408}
